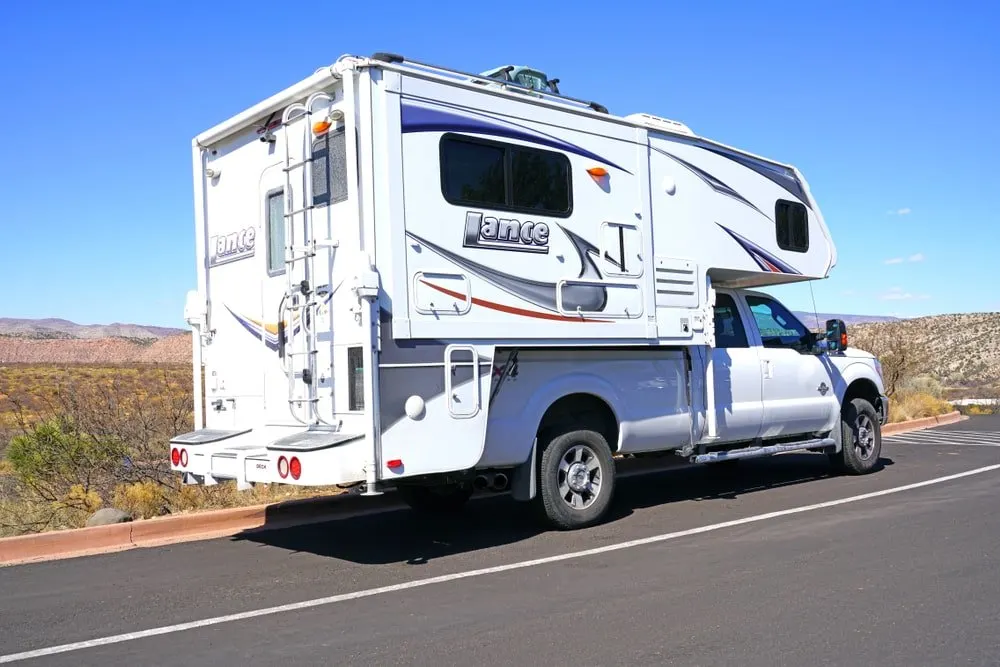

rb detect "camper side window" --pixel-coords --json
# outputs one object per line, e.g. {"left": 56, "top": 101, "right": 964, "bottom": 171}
{"left": 439, "top": 134, "right": 572, "bottom": 217}
{"left": 775, "top": 199, "right": 808, "bottom": 252}
{"left": 312, "top": 128, "right": 348, "bottom": 207}
{"left": 266, "top": 190, "right": 285, "bottom": 275}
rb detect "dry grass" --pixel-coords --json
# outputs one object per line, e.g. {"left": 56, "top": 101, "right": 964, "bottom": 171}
{"left": 0, "top": 363, "right": 341, "bottom": 537}
{"left": 889, "top": 391, "right": 955, "bottom": 423}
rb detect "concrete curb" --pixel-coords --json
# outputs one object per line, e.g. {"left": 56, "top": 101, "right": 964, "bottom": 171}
{"left": 882, "top": 410, "right": 965, "bottom": 436}
{"left": 0, "top": 410, "right": 969, "bottom": 567}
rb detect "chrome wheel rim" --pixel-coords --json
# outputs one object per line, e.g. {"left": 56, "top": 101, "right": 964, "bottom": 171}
{"left": 854, "top": 414, "right": 877, "bottom": 460}
{"left": 558, "top": 444, "right": 603, "bottom": 510}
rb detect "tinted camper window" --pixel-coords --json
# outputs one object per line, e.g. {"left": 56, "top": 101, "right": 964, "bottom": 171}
{"left": 312, "top": 128, "right": 348, "bottom": 206}
{"left": 440, "top": 134, "right": 572, "bottom": 217}
{"left": 266, "top": 189, "right": 285, "bottom": 275}
{"left": 775, "top": 200, "right": 809, "bottom": 252}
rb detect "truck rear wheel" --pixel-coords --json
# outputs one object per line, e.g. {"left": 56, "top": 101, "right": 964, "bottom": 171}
{"left": 830, "top": 397, "right": 882, "bottom": 475}
{"left": 538, "top": 429, "right": 616, "bottom": 530}
{"left": 396, "top": 482, "right": 474, "bottom": 514}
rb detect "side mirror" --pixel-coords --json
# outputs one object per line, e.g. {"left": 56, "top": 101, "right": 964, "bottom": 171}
{"left": 825, "top": 319, "right": 848, "bottom": 352}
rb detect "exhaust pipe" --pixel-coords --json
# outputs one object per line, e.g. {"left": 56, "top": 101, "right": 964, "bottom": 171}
{"left": 474, "top": 475, "right": 490, "bottom": 490}
{"left": 492, "top": 472, "right": 509, "bottom": 491}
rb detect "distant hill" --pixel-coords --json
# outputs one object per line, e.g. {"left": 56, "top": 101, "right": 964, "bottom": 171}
{"left": 853, "top": 313, "right": 1000, "bottom": 391}
{"left": 793, "top": 311, "right": 902, "bottom": 329}
{"left": 0, "top": 318, "right": 185, "bottom": 341}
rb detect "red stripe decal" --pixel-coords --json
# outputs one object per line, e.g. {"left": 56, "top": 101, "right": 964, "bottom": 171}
{"left": 420, "top": 280, "right": 611, "bottom": 323}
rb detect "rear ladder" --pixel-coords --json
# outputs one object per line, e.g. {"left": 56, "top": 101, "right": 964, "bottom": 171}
{"left": 278, "top": 93, "right": 340, "bottom": 426}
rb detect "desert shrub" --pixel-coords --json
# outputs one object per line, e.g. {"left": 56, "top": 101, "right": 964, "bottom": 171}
{"left": 850, "top": 327, "right": 928, "bottom": 397}
{"left": 897, "top": 374, "right": 945, "bottom": 399}
{"left": 890, "top": 392, "right": 954, "bottom": 423}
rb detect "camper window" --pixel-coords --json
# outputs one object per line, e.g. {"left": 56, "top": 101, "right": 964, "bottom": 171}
{"left": 775, "top": 199, "right": 808, "bottom": 252}
{"left": 311, "top": 128, "right": 348, "bottom": 207}
{"left": 266, "top": 189, "right": 285, "bottom": 275}
{"left": 439, "top": 134, "right": 572, "bottom": 217}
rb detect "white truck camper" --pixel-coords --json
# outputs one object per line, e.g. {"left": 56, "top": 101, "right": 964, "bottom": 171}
{"left": 170, "top": 52, "right": 889, "bottom": 529}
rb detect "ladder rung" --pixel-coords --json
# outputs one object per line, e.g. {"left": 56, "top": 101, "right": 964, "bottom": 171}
{"left": 288, "top": 398, "right": 320, "bottom": 404}
{"left": 314, "top": 239, "right": 339, "bottom": 248}
{"left": 282, "top": 158, "right": 314, "bottom": 173}
{"left": 285, "top": 205, "right": 317, "bottom": 217}
{"left": 285, "top": 350, "right": 318, "bottom": 356}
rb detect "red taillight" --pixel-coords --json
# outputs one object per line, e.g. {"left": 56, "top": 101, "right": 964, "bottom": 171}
{"left": 841, "top": 333, "right": 849, "bottom": 349}
{"left": 289, "top": 456, "right": 301, "bottom": 480}
{"left": 387, "top": 459, "right": 403, "bottom": 469}
{"left": 180, "top": 449, "right": 188, "bottom": 467}
{"left": 171, "top": 448, "right": 180, "bottom": 466}
{"left": 277, "top": 456, "right": 289, "bottom": 479}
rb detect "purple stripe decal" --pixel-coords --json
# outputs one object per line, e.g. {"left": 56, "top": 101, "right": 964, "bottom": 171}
{"left": 717, "top": 224, "right": 801, "bottom": 275}
{"left": 401, "top": 102, "right": 632, "bottom": 175}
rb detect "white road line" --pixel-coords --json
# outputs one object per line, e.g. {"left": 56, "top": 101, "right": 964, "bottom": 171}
{"left": 3, "top": 462, "right": 999, "bottom": 664}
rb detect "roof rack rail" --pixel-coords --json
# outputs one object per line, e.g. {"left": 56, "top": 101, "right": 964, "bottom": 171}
{"left": 368, "top": 51, "right": 610, "bottom": 115}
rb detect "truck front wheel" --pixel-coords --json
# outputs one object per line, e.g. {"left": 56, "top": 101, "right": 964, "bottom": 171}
{"left": 831, "top": 397, "right": 882, "bottom": 475}
{"left": 538, "top": 429, "right": 616, "bottom": 530}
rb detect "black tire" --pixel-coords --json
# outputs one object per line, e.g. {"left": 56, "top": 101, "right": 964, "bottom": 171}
{"left": 830, "top": 397, "right": 882, "bottom": 475}
{"left": 537, "top": 428, "right": 616, "bottom": 530}
{"left": 396, "top": 482, "right": 474, "bottom": 514}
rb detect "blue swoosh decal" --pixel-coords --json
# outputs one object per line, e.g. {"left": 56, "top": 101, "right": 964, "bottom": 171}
{"left": 401, "top": 101, "right": 632, "bottom": 175}
{"left": 406, "top": 226, "right": 608, "bottom": 313}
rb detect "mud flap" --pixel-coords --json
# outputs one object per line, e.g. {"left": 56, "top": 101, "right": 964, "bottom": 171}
{"left": 510, "top": 437, "right": 538, "bottom": 502}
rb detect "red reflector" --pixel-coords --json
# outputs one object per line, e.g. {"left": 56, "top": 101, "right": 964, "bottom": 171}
{"left": 289, "top": 456, "right": 301, "bottom": 480}
{"left": 277, "top": 456, "right": 289, "bottom": 479}
{"left": 171, "top": 448, "right": 180, "bottom": 466}
{"left": 387, "top": 459, "right": 403, "bottom": 469}
{"left": 180, "top": 449, "right": 189, "bottom": 467}
{"left": 841, "top": 333, "right": 849, "bottom": 349}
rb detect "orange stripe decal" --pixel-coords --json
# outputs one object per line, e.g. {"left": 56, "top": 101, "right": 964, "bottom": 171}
{"left": 420, "top": 280, "right": 611, "bottom": 323}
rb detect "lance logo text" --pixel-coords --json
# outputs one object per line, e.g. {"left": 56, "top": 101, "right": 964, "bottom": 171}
{"left": 463, "top": 211, "right": 550, "bottom": 254}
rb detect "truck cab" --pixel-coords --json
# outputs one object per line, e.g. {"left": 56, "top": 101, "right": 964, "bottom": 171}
{"left": 711, "top": 288, "right": 888, "bottom": 451}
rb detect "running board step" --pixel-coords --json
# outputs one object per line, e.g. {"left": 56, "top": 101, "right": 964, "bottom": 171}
{"left": 268, "top": 430, "right": 363, "bottom": 452}
{"left": 170, "top": 428, "right": 252, "bottom": 446}
{"left": 693, "top": 438, "right": 835, "bottom": 464}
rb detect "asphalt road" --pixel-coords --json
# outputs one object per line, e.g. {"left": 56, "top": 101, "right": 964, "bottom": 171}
{"left": 2, "top": 416, "right": 999, "bottom": 665}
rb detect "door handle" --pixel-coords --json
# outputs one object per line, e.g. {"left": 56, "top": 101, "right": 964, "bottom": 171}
{"left": 762, "top": 359, "right": 774, "bottom": 379}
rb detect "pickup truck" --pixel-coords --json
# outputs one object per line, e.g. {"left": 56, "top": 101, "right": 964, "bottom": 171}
{"left": 396, "top": 287, "right": 890, "bottom": 530}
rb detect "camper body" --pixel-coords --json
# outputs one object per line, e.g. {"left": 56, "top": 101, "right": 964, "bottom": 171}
{"left": 171, "top": 53, "right": 887, "bottom": 529}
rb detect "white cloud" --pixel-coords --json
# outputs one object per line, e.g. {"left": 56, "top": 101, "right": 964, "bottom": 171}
{"left": 884, "top": 253, "right": 925, "bottom": 265}
{"left": 886, "top": 207, "right": 912, "bottom": 216}
{"left": 880, "top": 287, "right": 930, "bottom": 301}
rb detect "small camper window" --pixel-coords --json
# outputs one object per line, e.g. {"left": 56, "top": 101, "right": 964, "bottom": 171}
{"left": 775, "top": 200, "right": 808, "bottom": 253}
{"left": 439, "top": 134, "right": 572, "bottom": 217}
{"left": 311, "top": 128, "right": 348, "bottom": 206}
{"left": 266, "top": 189, "right": 285, "bottom": 275}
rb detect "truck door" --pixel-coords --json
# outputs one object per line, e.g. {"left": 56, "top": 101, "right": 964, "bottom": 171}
{"left": 741, "top": 293, "right": 840, "bottom": 438}
{"left": 712, "top": 292, "right": 764, "bottom": 442}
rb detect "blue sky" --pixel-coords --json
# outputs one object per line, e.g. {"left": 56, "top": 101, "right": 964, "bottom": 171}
{"left": 1, "top": 0, "right": 997, "bottom": 327}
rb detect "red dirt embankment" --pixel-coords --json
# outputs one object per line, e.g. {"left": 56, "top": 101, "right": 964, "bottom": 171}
{"left": 0, "top": 334, "right": 191, "bottom": 365}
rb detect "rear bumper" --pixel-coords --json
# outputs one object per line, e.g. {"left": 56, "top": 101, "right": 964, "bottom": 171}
{"left": 876, "top": 395, "right": 890, "bottom": 425}
{"left": 168, "top": 428, "right": 369, "bottom": 488}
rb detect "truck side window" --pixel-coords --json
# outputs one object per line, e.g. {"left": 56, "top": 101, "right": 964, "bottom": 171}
{"left": 745, "top": 295, "right": 810, "bottom": 349}
{"left": 713, "top": 294, "right": 749, "bottom": 348}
